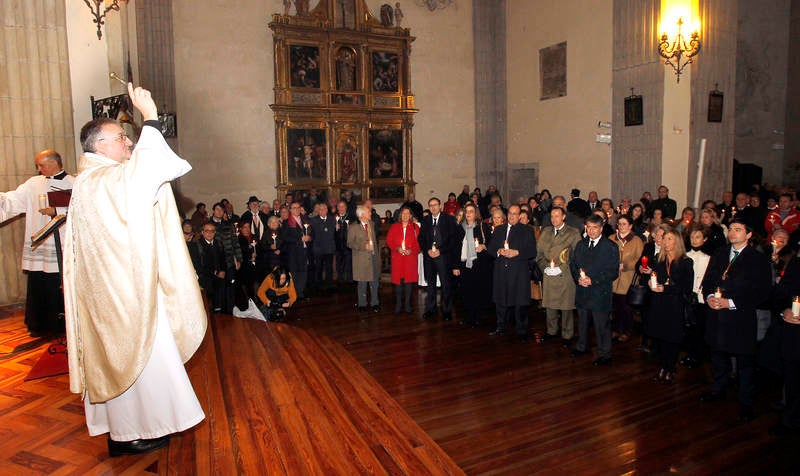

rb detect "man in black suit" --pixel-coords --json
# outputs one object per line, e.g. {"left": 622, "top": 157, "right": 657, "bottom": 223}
{"left": 569, "top": 214, "right": 620, "bottom": 366}
{"left": 193, "top": 223, "right": 228, "bottom": 312}
{"left": 700, "top": 217, "right": 772, "bottom": 422}
{"left": 418, "top": 197, "right": 458, "bottom": 320}
{"left": 402, "top": 192, "right": 424, "bottom": 223}
{"left": 310, "top": 202, "right": 336, "bottom": 292}
{"left": 333, "top": 200, "right": 353, "bottom": 286}
{"left": 567, "top": 188, "right": 591, "bottom": 219}
{"left": 488, "top": 205, "right": 538, "bottom": 342}
{"left": 240, "top": 196, "right": 270, "bottom": 241}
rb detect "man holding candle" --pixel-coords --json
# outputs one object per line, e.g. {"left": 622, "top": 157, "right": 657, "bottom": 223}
{"left": 769, "top": 255, "right": 800, "bottom": 435}
{"left": 348, "top": 205, "right": 380, "bottom": 312}
{"left": 0, "top": 149, "right": 74, "bottom": 337}
{"left": 283, "top": 201, "right": 312, "bottom": 301}
{"left": 569, "top": 214, "right": 620, "bottom": 366}
{"left": 419, "top": 197, "right": 459, "bottom": 320}
{"left": 488, "top": 205, "right": 537, "bottom": 342}
{"left": 700, "top": 217, "right": 772, "bottom": 422}
{"left": 536, "top": 206, "right": 581, "bottom": 346}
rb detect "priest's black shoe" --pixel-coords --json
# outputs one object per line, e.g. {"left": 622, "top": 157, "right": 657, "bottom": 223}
{"left": 488, "top": 328, "right": 505, "bottom": 336}
{"left": 739, "top": 405, "right": 755, "bottom": 422}
{"left": 372, "top": 305, "right": 381, "bottom": 313}
{"left": 570, "top": 349, "right": 589, "bottom": 358}
{"left": 108, "top": 435, "right": 170, "bottom": 457}
{"left": 699, "top": 392, "right": 725, "bottom": 403}
{"left": 442, "top": 313, "right": 452, "bottom": 321}
{"left": 592, "top": 357, "right": 612, "bottom": 366}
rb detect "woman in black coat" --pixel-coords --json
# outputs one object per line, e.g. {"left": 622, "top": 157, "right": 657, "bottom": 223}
{"left": 645, "top": 229, "right": 694, "bottom": 383}
{"left": 699, "top": 208, "right": 727, "bottom": 255}
{"left": 453, "top": 203, "right": 493, "bottom": 326}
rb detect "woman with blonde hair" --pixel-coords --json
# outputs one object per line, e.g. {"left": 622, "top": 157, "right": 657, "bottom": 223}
{"left": 645, "top": 229, "right": 694, "bottom": 383}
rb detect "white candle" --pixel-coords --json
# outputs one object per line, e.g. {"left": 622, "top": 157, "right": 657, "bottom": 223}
{"left": 504, "top": 240, "right": 509, "bottom": 250}
{"left": 401, "top": 240, "right": 406, "bottom": 250}
{"left": 579, "top": 269, "right": 586, "bottom": 279}
{"left": 649, "top": 272, "right": 658, "bottom": 289}
{"left": 550, "top": 259, "right": 555, "bottom": 269}
{"left": 432, "top": 243, "right": 437, "bottom": 251}
{"left": 474, "top": 237, "right": 479, "bottom": 247}
{"left": 792, "top": 297, "right": 800, "bottom": 316}
{"left": 714, "top": 287, "right": 722, "bottom": 299}
{"left": 38, "top": 194, "right": 47, "bottom": 209}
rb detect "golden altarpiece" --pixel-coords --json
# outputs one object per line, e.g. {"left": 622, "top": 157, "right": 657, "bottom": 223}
{"left": 269, "top": 0, "right": 417, "bottom": 203}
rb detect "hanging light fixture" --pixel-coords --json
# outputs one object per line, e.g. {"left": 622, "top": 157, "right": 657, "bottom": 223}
{"left": 658, "top": 16, "right": 701, "bottom": 83}
{"left": 83, "top": 0, "right": 129, "bottom": 40}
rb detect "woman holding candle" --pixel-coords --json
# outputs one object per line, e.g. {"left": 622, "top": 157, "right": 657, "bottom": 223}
{"left": 630, "top": 203, "right": 648, "bottom": 240}
{"left": 386, "top": 207, "right": 421, "bottom": 314}
{"left": 453, "top": 202, "right": 492, "bottom": 326}
{"left": 610, "top": 215, "right": 644, "bottom": 343}
{"left": 237, "top": 222, "right": 259, "bottom": 298}
{"left": 645, "top": 229, "right": 694, "bottom": 383}
{"left": 637, "top": 223, "right": 670, "bottom": 352}
{"left": 258, "top": 215, "right": 283, "bottom": 274}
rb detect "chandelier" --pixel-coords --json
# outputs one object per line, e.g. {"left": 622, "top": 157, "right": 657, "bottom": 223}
{"left": 658, "top": 16, "right": 701, "bottom": 83}
{"left": 83, "top": 0, "right": 129, "bottom": 40}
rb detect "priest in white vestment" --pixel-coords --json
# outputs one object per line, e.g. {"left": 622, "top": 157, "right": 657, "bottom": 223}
{"left": 0, "top": 150, "right": 74, "bottom": 336}
{"left": 63, "top": 84, "right": 207, "bottom": 457}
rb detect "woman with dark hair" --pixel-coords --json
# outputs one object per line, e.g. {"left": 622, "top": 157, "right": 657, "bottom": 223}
{"left": 256, "top": 265, "right": 297, "bottom": 321}
{"left": 453, "top": 202, "right": 492, "bottom": 326}
{"left": 630, "top": 203, "right": 648, "bottom": 239}
{"left": 611, "top": 215, "right": 644, "bottom": 343}
{"left": 539, "top": 189, "right": 553, "bottom": 213}
{"left": 682, "top": 224, "right": 711, "bottom": 368}
{"left": 443, "top": 193, "right": 460, "bottom": 216}
{"left": 645, "top": 229, "right": 694, "bottom": 383}
{"left": 386, "top": 206, "right": 420, "bottom": 314}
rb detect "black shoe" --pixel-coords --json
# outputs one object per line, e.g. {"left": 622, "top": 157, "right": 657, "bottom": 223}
{"left": 540, "top": 333, "right": 558, "bottom": 342}
{"left": 769, "top": 423, "right": 799, "bottom": 436}
{"left": 739, "top": 405, "right": 755, "bottom": 422}
{"left": 372, "top": 305, "right": 381, "bottom": 313}
{"left": 592, "top": 357, "right": 612, "bottom": 366}
{"left": 405, "top": 308, "right": 413, "bottom": 314}
{"left": 423, "top": 310, "right": 436, "bottom": 319}
{"left": 570, "top": 349, "right": 589, "bottom": 358}
{"left": 518, "top": 334, "right": 531, "bottom": 343}
{"left": 700, "top": 392, "right": 725, "bottom": 403}
{"left": 488, "top": 328, "right": 505, "bottom": 336}
{"left": 108, "top": 435, "right": 170, "bottom": 457}
{"left": 357, "top": 306, "right": 368, "bottom": 312}
{"left": 442, "top": 313, "right": 452, "bottom": 321}
{"left": 662, "top": 371, "right": 675, "bottom": 384}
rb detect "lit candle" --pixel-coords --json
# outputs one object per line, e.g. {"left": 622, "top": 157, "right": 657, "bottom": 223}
{"left": 474, "top": 237, "right": 480, "bottom": 248}
{"left": 303, "top": 223, "right": 309, "bottom": 235}
{"left": 792, "top": 296, "right": 800, "bottom": 316}
{"left": 38, "top": 194, "right": 47, "bottom": 210}
{"left": 550, "top": 259, "right": 555, "bottom": 269}
{"left": 641, "top": 256, "right": 649, "bottom": 268}
{"left": 643, "top": 230, "right": 650, "bottom": 239}
{"left": 401, "top": 239, "right": 406, "bottom": 251}
{"left": 432, "top": 242, "right": 437, "bottom": 252}
{"left": 272, "top": 232, "right": 277, "bottom": 241}
{"left": 649, "top": 272, "right": 658, "bottom": 289}
{"left": 504, "top": 240, "right": 509, "bottom": 250}
{"left": 579, "top": 268, "right": 586, "bottom": 279}
{"left": 714, "top": 287, "right": 722, "bottom": 299}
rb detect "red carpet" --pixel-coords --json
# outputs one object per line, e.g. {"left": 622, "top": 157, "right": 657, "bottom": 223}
{"left": 25, "top": 341, "right": 68, "bottom": 381}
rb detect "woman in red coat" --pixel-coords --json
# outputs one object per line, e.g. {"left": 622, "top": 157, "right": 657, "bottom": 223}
{"left": 386, "top": 206, "right": 421, "bottom": 314}
{"left": 443, "top": 192, "right": 460, "bottom": 216}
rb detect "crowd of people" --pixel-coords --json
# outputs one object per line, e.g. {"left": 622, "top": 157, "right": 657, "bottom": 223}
{"left": 183, "top": 182, "right": 800, "bottom": 436}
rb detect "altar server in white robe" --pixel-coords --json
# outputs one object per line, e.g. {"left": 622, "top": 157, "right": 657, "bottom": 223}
{"left": 0, "top": 150, "right": 74, "bottom": 336}
{"left": 63, "top": 83, "right": 207, "bottom": 457}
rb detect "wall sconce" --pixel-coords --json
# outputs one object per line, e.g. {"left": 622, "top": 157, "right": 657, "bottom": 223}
{"left": 83, "top": 0, "right": 129, "bottom": 40}
{"left": 658, "top": 16, "right": 701, "bottom": 83}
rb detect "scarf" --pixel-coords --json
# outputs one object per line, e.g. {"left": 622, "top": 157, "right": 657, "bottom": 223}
{"left": 461, "top": 222, "right": 478, "bottom": 268}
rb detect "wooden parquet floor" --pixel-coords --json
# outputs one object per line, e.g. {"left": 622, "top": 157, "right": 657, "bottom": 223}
{"left": 1, "top": 284, "right": 799, "bottom": 475}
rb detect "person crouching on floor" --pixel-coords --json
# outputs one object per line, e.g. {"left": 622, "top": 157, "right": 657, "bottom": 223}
{"left": 257, "top": 266, "right": 297, "bottom": 321}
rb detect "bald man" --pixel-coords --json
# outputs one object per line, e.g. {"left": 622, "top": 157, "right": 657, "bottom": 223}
{"left": 0, "top": 149, "right": 74, "bottom": 336}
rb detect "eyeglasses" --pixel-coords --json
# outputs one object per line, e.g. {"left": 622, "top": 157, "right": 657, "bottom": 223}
{"left": 202, "top": 229, "right": 216, "bottom": 234}
{"left": 98, "top": 132, "right": 129, "bottom": 143}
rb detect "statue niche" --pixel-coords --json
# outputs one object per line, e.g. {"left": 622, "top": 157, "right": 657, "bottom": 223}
{"left": 335, "top": 47, "right": 358, "bottom": 91}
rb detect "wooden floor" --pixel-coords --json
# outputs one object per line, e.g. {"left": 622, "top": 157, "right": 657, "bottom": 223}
{"left": 1, "top": 286, "right": 799, "bottom": 474}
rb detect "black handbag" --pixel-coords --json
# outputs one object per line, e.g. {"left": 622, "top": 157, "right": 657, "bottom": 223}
{"left": 627, "top": 270, "right": 649, "bottom": 308}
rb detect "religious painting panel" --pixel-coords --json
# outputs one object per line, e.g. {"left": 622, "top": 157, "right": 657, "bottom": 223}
{"left": 331, "top": 93, "right": 365, "bottom": 105}
{"left": 334, "top": 127, "right": 361, "bottom": 183}
{"left": 624, "top": 94, "right": 643, "bottom": 126}
{"left": 338, "top": 187, "right": 363, "bottom": 204}
{"left": 287, "top": 128, "right": 328, "bottom": 181}
{"left": 368, "top": 129, "right": 403, "bottom": 179}
{"left": 371, "top": 51, "right": 400, "bottom": 92}
{"left": 290, "top": 45, "right": 321, "bottom": 89}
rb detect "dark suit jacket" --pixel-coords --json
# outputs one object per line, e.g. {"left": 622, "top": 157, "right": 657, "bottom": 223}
{"left": 240, "top": 210, "right": 270, "bottom": 240}
{"left": 418, "top": 213, "right": 459, "bottom": 270}
{"left": 333, "top": 213, "right": 354, "bottom": 251}
{"left": 192, "top": 238, "right": 225, "bottom": 289}
{"left": 570, "top": 236, "right": 620, "bottom": 312}
{"left": 702, "top": 245, "right": 772, "bottom": 355}
{"left": 310, "top": 214, "right": 336, "bottom": 255}
{"left": 774, "top": 257, "right": 800, "bottom": 361}
{"left": 281, "top": 216, "right": 310, "bottom": 272}
{"left": 488, "top": 223, "right": 537, "bottom": 307}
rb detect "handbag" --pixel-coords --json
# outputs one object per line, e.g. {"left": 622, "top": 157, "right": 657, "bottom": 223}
{"left": 531, "top": 281, "right": 542, "bottom": 301}
{"left": 626, "top": 269, "right": 649, "bottom": 308}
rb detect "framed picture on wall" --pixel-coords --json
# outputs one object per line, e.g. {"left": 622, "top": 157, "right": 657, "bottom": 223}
{"left": 624, "top": 94, "right": 643, "bottom": 126}
{"left": 287, "top": 128, "right": 327, "bottom": 182}
{"left": 368, "top": 129, "right": 403, "bottom": 179}
{"left": 371, "top": 51, "right": 399, "bottom": 92}
{"left": 708, "top": 88, "right": 724, "bottom": 123}
{"left": 369, "top": 184, "right": 406, "bottom": 202}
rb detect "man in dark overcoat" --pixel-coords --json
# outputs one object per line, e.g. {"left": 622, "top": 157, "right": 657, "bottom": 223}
{"left": 569, "top": 214, "right": 619, "bottom": 366}
{"left": 488, "top": 205, "right": 537, "bottom": 342}
{"left": 333, "top": 200, "right": 354, "bottom": 287}
{"left": 700, "top": 218, "right": 771, "bottom": 421}
{"left": 418, "top": 197, "right": 459, "bottom": 320}
{"left": 282, "top": 202, "right": 312, "bottom": 300}
{"left": 310, "top": 202, "right": 336, "bottom": 292}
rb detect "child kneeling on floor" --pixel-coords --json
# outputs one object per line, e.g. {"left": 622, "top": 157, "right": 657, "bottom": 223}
{"left": 257, "top": 266, "right": 297, "bottom": 321}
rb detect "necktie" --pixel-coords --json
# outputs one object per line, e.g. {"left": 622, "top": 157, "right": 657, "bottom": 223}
{"left": 589, "top": 239, "right": 595, "bottom": 249}
{"left": 433, "top": 217, "right": 438, "bottom": 228}
{"left": 554, "top": 228, "right": 558, "bottom": 237}
{"left": 731, "top": 250, "right": 739, "bottom": 262}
